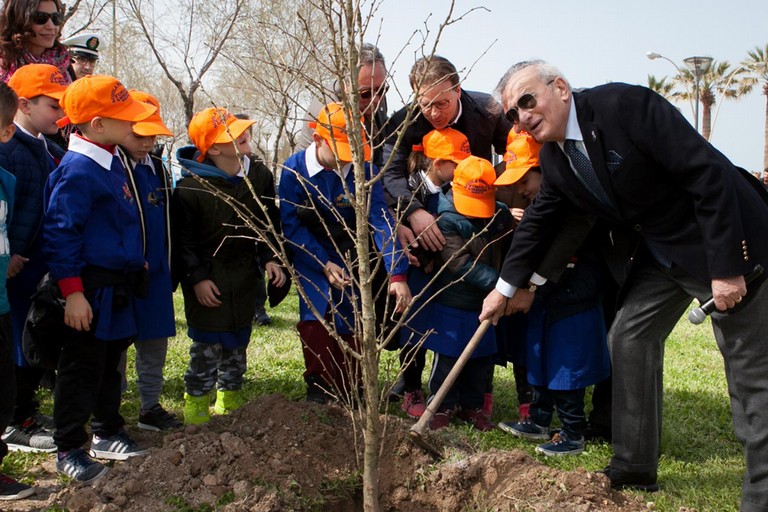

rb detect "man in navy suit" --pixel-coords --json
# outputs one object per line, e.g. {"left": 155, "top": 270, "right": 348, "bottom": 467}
{"left": 480, "top": 60, "right": 768, "bottom": 512}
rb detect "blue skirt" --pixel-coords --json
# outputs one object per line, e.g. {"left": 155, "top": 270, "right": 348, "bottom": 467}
{"left": 526, "top": 301, "right": 610, "bottom": 390}
{"left": 421, "top": 302, "right": 496, "bottom": 359}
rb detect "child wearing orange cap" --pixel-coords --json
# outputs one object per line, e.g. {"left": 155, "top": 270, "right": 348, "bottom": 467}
{"left": 0, "top": 63, "right": 67, "bottom": 454}
{"left": 43, "top": 75, "right": 157, "bottom": 483}
{"left": 418, "top": 155, "right": 512, "bottom": 431}
{"left": 494, "top": 131, "right": 610, "bottom": 456}
{"left": 0, "top": 80, "right": 37, "bottom": 501}
{"left": 115, "top": 90, "right": 181, "bottom": 431}
{"left": 279, "top": 102, "right": 411, "bottom": 405}
{"left": 173, "top": 107, "right": 285, "bottom": 424}
{"left": 396, "top": 127, "right": 470, "bottom": 419}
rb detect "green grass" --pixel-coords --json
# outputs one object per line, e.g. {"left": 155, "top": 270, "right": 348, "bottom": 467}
{"left": 1, "top": 291, "right": 744, "bottom": 511}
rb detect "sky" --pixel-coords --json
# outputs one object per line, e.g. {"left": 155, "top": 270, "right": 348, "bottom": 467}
{"left": 369, "top": 0, "right": 768, "bottom": 172}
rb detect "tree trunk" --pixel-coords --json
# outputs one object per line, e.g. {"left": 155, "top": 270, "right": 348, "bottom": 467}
{"left": 352, "top": 161, "right": 381, "bottom": 512}
{"left": 702, "top": 101, "right": 712, "bottom": 141}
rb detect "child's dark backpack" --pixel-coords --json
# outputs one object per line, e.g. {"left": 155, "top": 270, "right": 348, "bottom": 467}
{"left": 22, "top": 273, "right": 68, "bottom": 369}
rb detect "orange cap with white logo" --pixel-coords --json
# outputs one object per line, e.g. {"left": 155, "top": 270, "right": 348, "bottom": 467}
{"left": 129, "top": 90, "right": 173, "bottom": 137}
{"left": 412, "top": 127, "right": 470, "bottom": 164}
{"left": 495, "top": 129, "right": 542, "bottom": 186}
{"left": 187, "top": 107, "right": 255, "bottom": 162}
{"left": 452, "top": 155, "right": 497, "bottom": 218}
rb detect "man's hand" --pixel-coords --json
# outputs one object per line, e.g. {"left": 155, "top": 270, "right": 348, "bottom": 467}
{"left": 407, "top": 208, "right": 445, "bottom": 252}
{"left": 506, "top": 288, "right": 535, "bottom": 314}
{"left": 265, "top": 260, "right": 286, "bottom": 288}
{"left": 194, "top": 279, "right": 223, "bottom": 307}
{"left": 7, "top": 254, "right": 29, "bottom": 278}
{"left": 323, "top": 261, "right": 350, "bottom": 290}
{"left": 395, "top": 224, "right": 420, "bottom": 266}
{"left": 64, "top": 291, "right": 93, "bottom": 331}
{"left": 389, "top": 281, "right": 412, "bottom": 314}
{"left": 712, "top": 275, "right": 747, "bottom": 311}
{"left": 479, "top": 289, "right": 509, "bottom": 325}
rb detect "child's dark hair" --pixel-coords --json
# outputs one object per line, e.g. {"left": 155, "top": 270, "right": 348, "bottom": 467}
{"left": 0, "top": 81, "right": 18, "bottom": 126}
{"left": 408, "top": 149, "right": 433, "bottom": 175}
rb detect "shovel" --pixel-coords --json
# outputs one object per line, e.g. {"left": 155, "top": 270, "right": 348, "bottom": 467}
{"left": 408, "top": 319, "right": 491, "bottom": 456}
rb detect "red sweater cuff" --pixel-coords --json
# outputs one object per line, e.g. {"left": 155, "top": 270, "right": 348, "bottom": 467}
{"left": 390, "top": 274, "right": 407, "bottom": 283}
{"left": 58, "top": 277, "right": 84, "bottom": 297}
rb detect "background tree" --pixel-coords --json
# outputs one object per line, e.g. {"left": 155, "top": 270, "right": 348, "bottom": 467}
{"left": 647, "top": 74, "right": 676, "bottom": 100}
{"left": 743, "top": 44, "right": 768, "bottom": 169}
{"left": 673, "top": 60, "right": 753, "bottom": 140}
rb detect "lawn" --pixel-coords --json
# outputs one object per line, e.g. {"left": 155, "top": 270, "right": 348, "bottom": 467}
{"left": 2, "top": 289, "right": 743, "bottom": 511}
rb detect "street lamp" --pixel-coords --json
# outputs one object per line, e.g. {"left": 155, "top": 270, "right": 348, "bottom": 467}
{"left": 710, "top": 62, "right": 767, "bottom": 140}
{"left": 647, "top": 52, "right": 713, "bottom": 132}
{"left": 684, "top": 56, "right": 714, "bottom": 133}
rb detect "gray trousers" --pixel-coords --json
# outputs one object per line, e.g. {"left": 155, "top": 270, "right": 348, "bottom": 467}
{"left": 608, "top": 261, "right": 768, "bottom": 512}
{"left": 118, "top": 337, "right": 169, "bottom": 410}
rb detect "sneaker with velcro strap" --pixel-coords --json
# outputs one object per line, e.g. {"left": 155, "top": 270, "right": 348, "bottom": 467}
{"left": 56, "top": 448, "right": 109, "bottom": 484}
{"left": 90, "top": 431, "right": 148, "bottom": 461}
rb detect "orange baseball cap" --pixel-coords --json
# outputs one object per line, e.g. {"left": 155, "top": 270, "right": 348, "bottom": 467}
{"left": 495, "top": 129, "right": 542, "bottom": 186}
{"left": 412, "top": 127, "right": 470, "bottom": 164}
{"left": 452, "top": 155, "right": 497, "bottom": 218}
{"left": 56, "top": 75, "right": 156, "bottom": 127}
{"left": 129, "top": 90, "right": 173, "bottom": 137}
{"left": 188, "top": 107, "right": 254, "bottom": 162}
{"left": 8, "top": 64, "right": 68, "bottom": 100}
{"left": 312, "top": 102, "right": 371, "bottom": 162}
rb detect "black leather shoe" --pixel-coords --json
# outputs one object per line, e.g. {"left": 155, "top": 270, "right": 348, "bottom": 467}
{"left": 599, "top": 466, "right": 659, "bottom": 492}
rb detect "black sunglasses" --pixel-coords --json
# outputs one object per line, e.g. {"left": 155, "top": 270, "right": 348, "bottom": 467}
{"left": 505, "top": 79, "right": 555, "bottom": 125}
{"left": 31, "top": 11, "right": 63, "bottom": 26}
{"left": 359, "top": 83, "right": 389, "bottom": 100}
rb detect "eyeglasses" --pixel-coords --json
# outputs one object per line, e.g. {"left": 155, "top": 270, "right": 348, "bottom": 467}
{"left": 72, "top": 54, "right": 98, "bottom": 66}
{"left": 505, "top": 79, "right": 555, "bottom": 125}
{"left": 418, "top": 88, "right": 458, "bottom": 113}
{"left": 30, "top": 11, "right": 63, "bottom": 26}
{"left": 359, "top": 83, "right": 389, "bottom": 100}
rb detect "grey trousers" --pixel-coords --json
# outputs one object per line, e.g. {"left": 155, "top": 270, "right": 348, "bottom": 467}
{"left": 118, "top": 337, "right": 169, "bottom": 410}
{"left": 608, "top": 261, "right": 768, "bottom": 512}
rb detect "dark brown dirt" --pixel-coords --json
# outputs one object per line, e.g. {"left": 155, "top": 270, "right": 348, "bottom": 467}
{"left": 4, "top": 394, "right": 653, "bottom": 512}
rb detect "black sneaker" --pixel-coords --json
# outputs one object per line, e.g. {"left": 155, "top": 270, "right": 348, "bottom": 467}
{"left": 90, "top": 431, "right": 148, "bottom": 461}
{"left": 56, "top": 448, "right": 108, "bottom": 484}
{"left": 138, "top": 404, "right": 183, "bottom": 431}
{"left": 0, "top": 473, "right": 34, "bottom": 501}
{"left": 254, "top": 306, "right": 272, "bottom": 326}
{"left": 2, "top": 419, "right": 56, "bottom": 453}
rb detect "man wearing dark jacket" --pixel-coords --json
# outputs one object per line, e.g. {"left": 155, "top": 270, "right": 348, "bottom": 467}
{"left": 481, "top": 60, "right": 768, "bottom": 512}
{"left": 382, "top": 55, "right": 511, "bottom": 253}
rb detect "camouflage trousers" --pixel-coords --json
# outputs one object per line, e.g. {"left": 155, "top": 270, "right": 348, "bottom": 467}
{"left": 184, "top": 341, "right": 247, "bottom": 396}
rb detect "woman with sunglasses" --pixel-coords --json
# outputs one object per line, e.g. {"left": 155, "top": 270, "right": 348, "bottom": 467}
{"left": 0, "top": 0, "right": 70, "bottom": 83}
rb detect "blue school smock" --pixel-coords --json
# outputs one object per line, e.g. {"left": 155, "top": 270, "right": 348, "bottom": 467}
{"left": 44, "top": 136, "right": 145, "bottom": 341}
{"left": 279, "top": 148, "right": 408, "bottom": 334}
{"left": 525, "top": 299, "right": 610, "bottom": 391}
{"left": 132, "top": 155, "right": 175, "bottom": 340}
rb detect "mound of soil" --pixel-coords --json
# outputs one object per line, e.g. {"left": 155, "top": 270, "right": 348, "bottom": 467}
{"left": 8, "top": 394, "right": 652, "bottom": 511}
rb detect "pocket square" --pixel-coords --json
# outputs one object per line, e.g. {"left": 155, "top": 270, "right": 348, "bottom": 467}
{"left": 606, "top": 150, "right": 623, "bottom": 172}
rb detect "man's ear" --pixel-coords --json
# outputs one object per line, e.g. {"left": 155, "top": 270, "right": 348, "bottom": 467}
{"left": 554, "top": 77, "right": 571, "bottom": 101}
{"left": 0, "top": 123, "right": 16, "bottom": 143}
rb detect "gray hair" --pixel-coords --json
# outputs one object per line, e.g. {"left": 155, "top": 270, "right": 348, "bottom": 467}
{"left": 359, "top": 43, "right": 386, "bottom": 68}
{"left": 494, "top": 60, "right": 570, "bottom": 105}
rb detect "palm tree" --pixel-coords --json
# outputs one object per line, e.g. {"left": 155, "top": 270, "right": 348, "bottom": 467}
{"left": 674, "top": 60, "right": 754, "bottom": 140}
{"left": 647, "top": 74, "right": 676, "bottom": 100}
{"left": 743, "top": 44, "right": 768, "bottom": 170}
